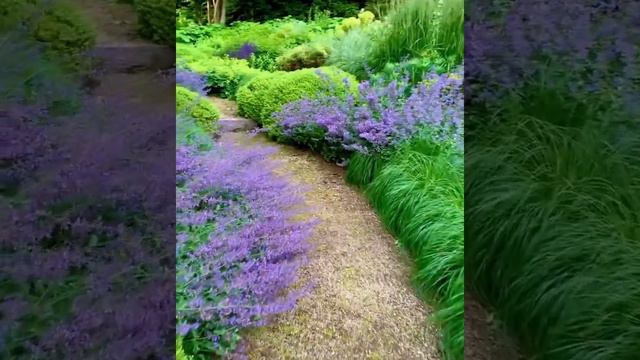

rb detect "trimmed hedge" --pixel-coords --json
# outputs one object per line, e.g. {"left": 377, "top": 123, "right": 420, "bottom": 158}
{"left": 134, "top": 0, "right": 175, "bottom": 46}
{"left": 236, "top": 66, "right": 357, "bottom": 134}
{"left": 176, "top": 85, "right": 220, "bottom": 133}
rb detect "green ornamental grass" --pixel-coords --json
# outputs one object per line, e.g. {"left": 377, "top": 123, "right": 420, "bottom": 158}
{"left": 355, "top": 135, "right": 464, "bottom": 360}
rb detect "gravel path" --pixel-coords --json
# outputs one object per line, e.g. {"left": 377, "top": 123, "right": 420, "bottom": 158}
{"left": 215, "top": 98, "right": 442, "bottom": 360}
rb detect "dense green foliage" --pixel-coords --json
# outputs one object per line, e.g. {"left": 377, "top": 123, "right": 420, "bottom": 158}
{"left": 177, "top": 0, "right": 366, "bottom": 23}
{"left": 0, "top": 0, "right": 95, "bottom": 72}
{"left": 177, "top": 44, "right": 263, "bottom": 98}
{"left": 176, "top": 85, "right": 220, "bottom": 132}
{"left": 236, "top": 67, "right": 356, "bottom": 132}
{"left": 134, "top": 0, "right": 175, "bottom": 45}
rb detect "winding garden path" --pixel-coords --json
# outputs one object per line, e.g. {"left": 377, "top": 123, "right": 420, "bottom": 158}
{"left": 214, "top": 97, "right": 442, "bottom": 359}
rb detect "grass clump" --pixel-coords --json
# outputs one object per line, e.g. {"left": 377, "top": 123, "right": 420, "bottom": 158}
{"left": 364, "top": 136, "right": 464, "bottom": 360}
{"left": 466, "top": 113, "right": 640, "bottom": 360}
{"left": 368, "top": 0, "right": 463, "bottom": 73}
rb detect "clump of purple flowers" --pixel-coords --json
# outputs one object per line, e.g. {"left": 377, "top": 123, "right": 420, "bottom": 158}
{"left": 274, "top": 67, "right": 463, "bottom": 162}
{"left": 176, "top": 139, "right": 316, "bottom": 358}
{"left": 228, "top": 42, "right": 258, "bottom": 60}
{"left": 176, "top": 68, "right": 207, "bottom": 95}
{"left": 466, "top": 1, "right": 640, "bottom": 115}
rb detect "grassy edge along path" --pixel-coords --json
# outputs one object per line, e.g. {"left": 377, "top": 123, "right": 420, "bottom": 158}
{"left": 213, "top": 97, "right": 441, "bottom": 359}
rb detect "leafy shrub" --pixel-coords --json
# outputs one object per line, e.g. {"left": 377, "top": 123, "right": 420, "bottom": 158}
{"left": 176, "top": 85, "right": 220, "bottom": 133}
{"left": 248, "top": 52, "right": 279, "bottom": 72}
{"left": 1, "top": 28, "right": 84, "bottom": 113}
{"left": 176, "top": 18, "right": 222, "bottom": 44}
{"left": 337, "top": 16, "right": 361, "bottom": 33}
{"left": 177, "top": 46, "right": 264, "bottom": 99}
{"left": 176, "top": 141, "right": 316, "bottom": 358}
{"left": 276, "top": 42, "right": 331, "bottom": 71}
{"left": 236, "top": 67, "right": 357, "bottom": 134}
{"left": 134, "top": 0, "right": 175, "bottom": 46}
{"left": 202, "top": 19, "right": 315, "bottom": 60}
{"left": 205, "top": 61, "right": 264, "bottom": 99}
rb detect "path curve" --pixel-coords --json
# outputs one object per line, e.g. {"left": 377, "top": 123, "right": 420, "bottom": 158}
{"left": 214, "top": 97, "right": 442, "bottom": 360}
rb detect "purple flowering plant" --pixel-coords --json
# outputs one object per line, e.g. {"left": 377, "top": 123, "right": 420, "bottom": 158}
{"left": 274, "top": 66, "right": 463, "bottom": 163}
{"left": 176, "top": 119, "right": 317, "bottom": 358}
{"left": 1, "top": 28, "right": 177, "bottom": 359}
{"left": 228, "top": 42, "right": 258, "bottom": 60}
{"left": 176, "top": 68, "right": 208, "bottom": 95}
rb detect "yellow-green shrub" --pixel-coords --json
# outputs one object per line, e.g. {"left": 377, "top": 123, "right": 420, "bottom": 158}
{"left": 336, "top": 17, "right": 361, "bottom": 33}
{"left": 358, "top": 10, "right": 376, "bottom": 25}
{"left": 276, "top": 43, "right": 331, "bottom": 71}
{"left": 176, "top": 85, "right": 220, "bottom": 132}
{"left": 236, "top": 67, "right": 357, "bottom": 135}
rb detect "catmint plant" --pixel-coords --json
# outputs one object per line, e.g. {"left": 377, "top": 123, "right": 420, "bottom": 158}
{"left": 176, "top": 138, "right": 317, "bottom": 358}
{"left": 274, "top": 66, "right": 464, "bottom": 162}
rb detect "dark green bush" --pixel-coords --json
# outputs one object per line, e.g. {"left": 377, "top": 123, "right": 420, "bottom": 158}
{"left": 176, "top": 85, "right": 220, "bottom": 132}
{"left": 134, "top": 0, "right": 175, "bottom": 46}
{"left": 236, "top": 66, "right": 357, "bottom": 134}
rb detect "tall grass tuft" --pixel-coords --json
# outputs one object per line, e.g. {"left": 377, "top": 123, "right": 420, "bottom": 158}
{"left": 366, "top": 136, "right": 464, "bottom": 359}
{"left": 345, "top": 152, "right": 388, "bottom": 187}
{"left": 368, "top": 0, "right": 463, "bottom": 73}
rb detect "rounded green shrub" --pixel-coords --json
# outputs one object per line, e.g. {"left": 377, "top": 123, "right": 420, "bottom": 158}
{"left": 276, "top": 43, "right": 331, "bottom": 71}
{"left": 236, "top": 66, "right": 357, "bottom": 135}
{"left": 134, "top": 0, "right": 175, "bottom": 46}
{"left": 176, "top": 85, "right": 220, "bottom": 133}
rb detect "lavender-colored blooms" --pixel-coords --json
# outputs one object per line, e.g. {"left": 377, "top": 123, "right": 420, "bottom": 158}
{"left": 465, "top": 1, "right": 640, "bottom": 115}
{"left": 275, "top": 67, "right": 464, "bottom": 157}
{"left": 176, "top": 69, "right": 207, "bottom": 95}
{"left": 176, "top": 138, "right": 316, "bottom": 357}
{"left": 1, "top": 33, "right": 175, "bottom": 359}
{"left": 228, "top": 42, "right": 258, "bottom": 60}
